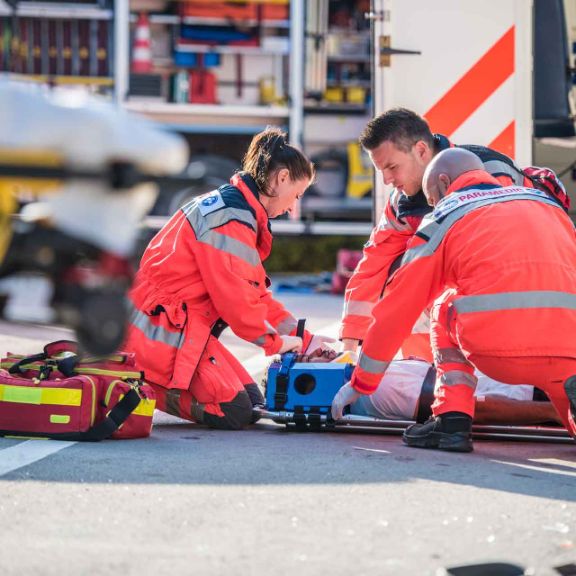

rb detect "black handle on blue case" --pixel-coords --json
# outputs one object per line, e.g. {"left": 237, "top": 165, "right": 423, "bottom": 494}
{"left": 296, "top": 318, "right": 306, "bottom": 339}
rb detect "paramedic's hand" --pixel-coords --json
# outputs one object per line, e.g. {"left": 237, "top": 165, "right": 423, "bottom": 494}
{"left": 298, "top": 347, "right": 339, "bottom": 363}
{"left": 331, "top": 381, "right": 361, "bottom": 421}
{"left": 279, "top": 335, "right": 303, "bottom": 354}
{"left": 305, "top": 333, "right": 337, "bottom": 355}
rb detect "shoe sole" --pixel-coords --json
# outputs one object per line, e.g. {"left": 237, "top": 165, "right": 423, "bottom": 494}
{"left": 403, "top": 430, "right": 473, "bottom": 453}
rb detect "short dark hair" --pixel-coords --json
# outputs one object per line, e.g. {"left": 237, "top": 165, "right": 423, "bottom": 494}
{"left": 359, "top": 108, "right": 434, "bottom": 152}
{"left": 242, "top": 127, "right": 314, "bottom": 197}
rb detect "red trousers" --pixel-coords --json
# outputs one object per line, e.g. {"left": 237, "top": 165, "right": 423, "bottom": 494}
{"left": 430, "top": 291, "right": 576, "bottom": 436}
{"left": 150, "top": 336, "right": 264, "bottom": 430}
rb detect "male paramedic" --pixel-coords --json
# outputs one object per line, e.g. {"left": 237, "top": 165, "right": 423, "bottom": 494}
{"left": 340, "top": 108, "right": 569, "bottom": 360}
{"left": 332, "top": 147, "right": 576, "bottom": 452}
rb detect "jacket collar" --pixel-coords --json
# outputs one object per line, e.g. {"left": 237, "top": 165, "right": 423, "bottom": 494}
{"left": 447, "top": 170, "right": 502, "bottom": 195}
{"left": 433, "top": 133, "right": 453, "bottom": 153}
{"left": 230, "top": 172, "right": 273, "bottom": 260}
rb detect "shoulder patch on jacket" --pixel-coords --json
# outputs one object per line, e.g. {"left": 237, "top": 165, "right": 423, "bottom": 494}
{"left": 198, "top": 191, "right": 226, "bottom": 215}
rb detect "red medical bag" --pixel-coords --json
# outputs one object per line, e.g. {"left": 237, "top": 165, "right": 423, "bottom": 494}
{"left": 0, "top": 340, "right": 155, "bottom": 441}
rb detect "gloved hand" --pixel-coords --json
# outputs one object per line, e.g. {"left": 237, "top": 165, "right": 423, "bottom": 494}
{"left": 331, "top": 381, "right": 361, "bottom": 420}
{"left": 279, "top": 335, "right": 303, "bottom": 354}
{"left": 331, "top": 350, "right": 359, "bottom": 364}
{"left": 305, "top": 333, "right": 337, "bottom": 354}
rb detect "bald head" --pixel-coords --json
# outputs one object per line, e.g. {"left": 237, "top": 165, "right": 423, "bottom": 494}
{"left": 423, "top": 148, "right": 484, "bottom": 206}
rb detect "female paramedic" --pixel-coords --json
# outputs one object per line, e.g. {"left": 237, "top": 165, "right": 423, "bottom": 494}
{"left": 124, "top": 127, "right": 331, "bottom": 429}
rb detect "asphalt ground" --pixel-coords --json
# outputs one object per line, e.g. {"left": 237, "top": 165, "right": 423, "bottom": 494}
{"left": 0, "top": 292, "right": 575, "bottom": 576}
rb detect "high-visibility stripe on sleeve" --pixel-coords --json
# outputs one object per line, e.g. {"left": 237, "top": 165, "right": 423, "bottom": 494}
{"left": 130, "top": 309, "right": 185, "bottom": 348}
{"left": 343, "top": 300, "right": 375, "bottom": 318}
{"left": 265, "top": 321, "right": 278, "bottom": 335}
{"left": 440, "top": 371, "right": 477, "bottom": 389}
{"left": 198, "top": 230, "right": 261, "bottom": 266}
{"left": 454, "top": 291, "right": 576, "bottom": 314}
{"left": 435, "top": 347, "right": 469, "bottom": 365}
{"left": 358, "top": 352, "right": 389, "bottom": 375}
{"left": 483, "top": 159, "right": 524, "bottom": 185}
{"left": 276, "top": 316, "right": 297, "bottom": 335}
{"left": 252, "top": 322, "right": 278, "bottom": 346}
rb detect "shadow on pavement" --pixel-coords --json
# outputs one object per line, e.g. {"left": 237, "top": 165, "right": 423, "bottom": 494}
{"left": 1, "top": 419, "right": 575, "bottom": 503}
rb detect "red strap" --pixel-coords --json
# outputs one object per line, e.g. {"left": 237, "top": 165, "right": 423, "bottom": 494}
{"left": 523, "top": 166, "right": 570, "bottom": 211}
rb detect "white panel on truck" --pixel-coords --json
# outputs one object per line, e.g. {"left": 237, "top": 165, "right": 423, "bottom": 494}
{"left": 371, "top": 0, "right": 532, "bottom": 219}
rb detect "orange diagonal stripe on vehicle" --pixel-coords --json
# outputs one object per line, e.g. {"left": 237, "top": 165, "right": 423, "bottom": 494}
{"left": 488, "top": 121, "right": 515, "bottom": 158}
{"left": 424, "top": 26, "right": 515, "bottom": 137}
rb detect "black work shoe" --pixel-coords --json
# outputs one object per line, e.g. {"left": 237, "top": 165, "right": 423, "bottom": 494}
{"left": 251, "top": 404, "right": 265, "bottom": 424}
{"left": 564, "top": 375, "right": 576, "bottom": 438}
{"left": 403, "top": 412, "right": 473, "bottom": 452}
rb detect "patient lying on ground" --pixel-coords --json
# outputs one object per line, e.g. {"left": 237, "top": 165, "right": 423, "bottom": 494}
{"left": 301, "top": 349, "right": 559, "bottom": 426}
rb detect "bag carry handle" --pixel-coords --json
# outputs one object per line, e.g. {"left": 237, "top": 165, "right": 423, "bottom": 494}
{"left": 7, "top": 340, "right": 131, "bottom": 378}
{"left": 0, "top": 384, "right": 143, "bottom": 442}
{"left": 8, "top": 340, "right": 80, "bottom": 377}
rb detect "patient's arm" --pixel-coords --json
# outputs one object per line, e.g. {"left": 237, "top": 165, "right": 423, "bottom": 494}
{"left": 474, "top": 395, "right": 561, "bottom": 425}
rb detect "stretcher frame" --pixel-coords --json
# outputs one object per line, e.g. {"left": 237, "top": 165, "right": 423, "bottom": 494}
{"left": 258, "top": 410, "right": 573, "bottom": 444}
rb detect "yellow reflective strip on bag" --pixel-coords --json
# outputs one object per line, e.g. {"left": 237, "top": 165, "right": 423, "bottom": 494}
{"left": 76, "top": 367, "right": 142, "bottom": 379}
{"left": 104, "top": 380, "right": 118, "bottom": 406}
{"left": 50, "top": 414, "right": 70, "bottom": 424}
{"left": 133, "top": 398, "right": 156, "bottom": 417}
{"left": 0, "top": 384, "right": 82, "bottom": 406}
{"left": 84, "top": 376, "right": 97, "bottom": 426}
{"left": 117, "top": 393, "right": 156, "bottom": 417}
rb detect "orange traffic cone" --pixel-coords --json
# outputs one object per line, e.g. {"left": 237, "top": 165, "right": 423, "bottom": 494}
{"left": 132, "top": 13, "right": 152, "bottom": 74}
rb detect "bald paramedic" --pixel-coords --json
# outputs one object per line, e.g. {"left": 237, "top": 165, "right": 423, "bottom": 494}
{"left": 340, "top": 109, "right": 569, "bottom": 361}
{"left": 332, "top": 147, "right": 576, "bottom": 452}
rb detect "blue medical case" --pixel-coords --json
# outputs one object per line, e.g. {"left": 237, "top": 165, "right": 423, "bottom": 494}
{"left": 265, "top": 352, "right": 354, "bottom": 417}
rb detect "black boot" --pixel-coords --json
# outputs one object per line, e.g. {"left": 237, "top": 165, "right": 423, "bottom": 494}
{"left": 403, "top": 412, "right": 473, "bottom": 452}
{"left": 564, "top": 375, "right": 576, "bottom": 438}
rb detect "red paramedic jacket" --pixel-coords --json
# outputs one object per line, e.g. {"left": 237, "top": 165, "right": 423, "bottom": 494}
{"left": 351, "top": 170, "right": 576, "bottom": 394}
{"left": 340, "top": 135, "right": 570, "bottom": 344}
{"left": 124, "top": 172, "right": 306, "bottom": 390}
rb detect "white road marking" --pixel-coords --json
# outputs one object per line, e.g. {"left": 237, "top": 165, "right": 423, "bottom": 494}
{"left": 529, "top": 458, "right": 576, "bottom": 471}
{"left": 0, "top": 440, "right": 76, "bottom": 477}
{"left": 492, "top": 459, "right": 576, "bottom": 479}
{"left": 353, "top": 446, "right": 391, "bottom": 454}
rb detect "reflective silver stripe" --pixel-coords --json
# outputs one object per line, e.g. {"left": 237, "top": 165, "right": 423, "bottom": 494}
{"left": 198, "top": 230, "right": 260, "bottom": 266}
{"left": 130, "top": 308, "right": 184, "bottom": 348}
{"left": 439, "top": 370, "right": 477, "bottom": 390}
{"left": 358, "top": 352, "right": 389, "bottom": 375}
{"left": 251, "top": 323, "right": 278, "bottom": 347}
{"left": 483, "top": 159, "right": 524, "bottom": 185}
{"left": 402, "top": 191, "right": 561, "bottom": 267}
{"left": 454, "top": 291, "right": 576, "bottom": 314}
{"left": 265, "top": 321, "right": 278, "bottom": 335}
{"left": 343, "top": 299, "right": 375, "bottom": 318}
{"left": 434, "top": 347, "right": 469, "bottom": 366}
{"left": 277, "top": 316, "right": 297, "bottom": 335}
{"left": 184, "top": 204, "right": 257, "bottom": 239}
{"left": 204, "top": 207, "right": 257, "bottom": 232}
